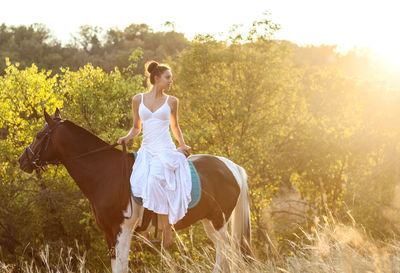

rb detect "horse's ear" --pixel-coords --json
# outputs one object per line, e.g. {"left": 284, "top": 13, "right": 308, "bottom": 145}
{"left": 44, "top": 108, "right": 55, "bottom": 126}
{"left": 54, "top": 107, "right": 61, "bottom": 119}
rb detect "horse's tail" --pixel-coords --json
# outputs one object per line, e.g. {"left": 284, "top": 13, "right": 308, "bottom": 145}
{"left": 230, "top": 163, "right": 253, "bottom": 260}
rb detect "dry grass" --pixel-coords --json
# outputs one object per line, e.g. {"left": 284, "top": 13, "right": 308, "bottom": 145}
{"left": 1, "top": 216, "right": 400, "bottom": 273}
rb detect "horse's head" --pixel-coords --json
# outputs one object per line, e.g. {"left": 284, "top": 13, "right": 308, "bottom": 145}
{"left": 18, "top": 108, "right": 64, "bottom": 174}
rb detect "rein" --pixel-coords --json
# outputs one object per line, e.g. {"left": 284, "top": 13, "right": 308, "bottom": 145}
{"left": 63, "top": 142, "right": 120, "bottom": 160}
{"left": 26, "top": 119, "right": 127, "bottom": 171}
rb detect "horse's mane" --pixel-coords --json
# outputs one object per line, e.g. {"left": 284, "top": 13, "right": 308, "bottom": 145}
{"left": 62, "top": 119, "right": 113, "bottom": 148}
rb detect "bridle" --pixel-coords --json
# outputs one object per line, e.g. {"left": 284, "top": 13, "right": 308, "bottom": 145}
{"left": 24, "top": 118, "right": 133, "bottom": 221}
{"left": 25, "top": 119, "right": 121, "bottom": 172}
{"left": 25, "top": 119, "right": 64, "bottom": 171}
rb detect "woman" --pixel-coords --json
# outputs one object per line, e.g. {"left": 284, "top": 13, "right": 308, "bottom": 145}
{"left": 117, "top": 60, "right": 192, "bottom": 248}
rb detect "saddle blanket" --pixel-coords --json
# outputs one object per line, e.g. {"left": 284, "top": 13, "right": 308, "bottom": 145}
{"left": 130, "top": 152, "right": 201, "bottom": 209}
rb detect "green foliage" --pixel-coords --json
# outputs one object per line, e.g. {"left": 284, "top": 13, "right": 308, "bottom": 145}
{"left": 59, "top": 61, "right": 145, "bottom": 146}
{"left": 0, "top": 22, "right": 189, "bottom": 77}
{"left": 1, "top": 14, "right": 400, "bottom": 271}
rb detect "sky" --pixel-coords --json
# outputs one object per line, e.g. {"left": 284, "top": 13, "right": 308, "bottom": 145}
{"left": 2, "top": 0, "right": 400, "bottom": 66}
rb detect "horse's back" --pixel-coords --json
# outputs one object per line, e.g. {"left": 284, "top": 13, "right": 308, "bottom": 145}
{"left": 188, "top": 153, "right": 238, "bottom": 182}
{"left": 174, "top": 153, "right": 241, "bottom": 230}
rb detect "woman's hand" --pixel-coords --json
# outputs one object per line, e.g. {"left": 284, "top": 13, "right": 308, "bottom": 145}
{"left": 180, "top": 144, "right": 191, "bottom": 157}
{"left": 117, "top": 136, "right": 131, "bottom": 145}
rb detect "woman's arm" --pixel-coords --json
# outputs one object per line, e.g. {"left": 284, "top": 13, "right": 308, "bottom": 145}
{"left": 118, "top": 94, "right": 141, "bottom": 144}
{"left": 169, "top": 96, "right": 187, "bottom": 148}
{"left": 170, "top": 97, "right": 191, "bottom": 157}
{"left": 127, "top": 94, "right": 142, "bottom": 139}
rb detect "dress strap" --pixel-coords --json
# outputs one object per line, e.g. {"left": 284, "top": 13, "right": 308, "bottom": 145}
{"left": 140, "top": 93, "right": 143, "bottom": 103}
{"left": 166, "top": 95, "right": 169, "bottom": 103}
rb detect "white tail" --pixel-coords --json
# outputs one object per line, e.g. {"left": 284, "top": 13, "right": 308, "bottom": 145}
{"left": 215, "top": 156, "right": 252, "bottom": 257}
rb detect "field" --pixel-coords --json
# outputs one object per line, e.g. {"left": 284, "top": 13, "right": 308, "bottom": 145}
{"left": 2, "top": 214, "right": 400, "bottom": 273}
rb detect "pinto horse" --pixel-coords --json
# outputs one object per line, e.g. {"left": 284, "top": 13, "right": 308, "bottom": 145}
{"left": 18, "top": 108, "right": 252, "bottom": 273}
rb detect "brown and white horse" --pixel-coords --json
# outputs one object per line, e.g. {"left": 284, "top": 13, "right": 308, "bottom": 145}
{"left": 18, "top": 108, "right": 252, "bottom": 273}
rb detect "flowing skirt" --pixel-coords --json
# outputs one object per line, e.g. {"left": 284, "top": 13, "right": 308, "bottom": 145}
{"left": 130, "top": 145, "right": 192, "bottom": 225}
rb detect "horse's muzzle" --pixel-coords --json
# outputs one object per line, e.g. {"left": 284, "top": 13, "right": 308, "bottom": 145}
{"left": 18, "top": 151, "right": 34, "bottom": 173}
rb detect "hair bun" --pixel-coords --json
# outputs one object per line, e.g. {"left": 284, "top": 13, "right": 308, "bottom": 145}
{"left": 147, "top": 61, "right": 159, "bottom": 74}
{"left": 143, "top": 60, "right": 171, "bottom": 88}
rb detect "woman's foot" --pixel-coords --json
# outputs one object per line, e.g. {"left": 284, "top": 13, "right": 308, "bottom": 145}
{"left": 162, "top": 225, "right": 174, "bottom": 248}
{"left": 143, "top": 231, "right": 150, "bottom": 240}
{"left": 160, "top": 214, "right": 174, "bottom": 248}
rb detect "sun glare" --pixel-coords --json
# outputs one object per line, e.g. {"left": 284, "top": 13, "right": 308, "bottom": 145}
{"left": 377, "top": 48, "right": 400, "bottom": 72}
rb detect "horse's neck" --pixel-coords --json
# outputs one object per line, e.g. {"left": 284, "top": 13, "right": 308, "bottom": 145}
{"left": 61, "top": 139, "right": 119, "bottom": 197}
{"left": 63, "top": 158, "right": 105, "bottom": 196}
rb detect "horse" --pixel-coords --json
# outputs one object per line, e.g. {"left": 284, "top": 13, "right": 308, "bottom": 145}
{"left": 18, "top": 108, "right": 253, "bottom": 273}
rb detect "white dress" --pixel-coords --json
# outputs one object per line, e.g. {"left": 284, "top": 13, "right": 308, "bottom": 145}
{"left": 130, "top": 93, "right": 192, "bottom": 224}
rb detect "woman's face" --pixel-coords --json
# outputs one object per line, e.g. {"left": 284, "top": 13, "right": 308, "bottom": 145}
{"left": 156, "top": 69, "right": 173, "bottom": 90}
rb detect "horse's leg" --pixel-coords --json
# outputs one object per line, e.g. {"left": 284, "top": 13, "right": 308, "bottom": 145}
{"left": 111, "top": 198, "right": 143, "bottom": 273}
{"left": 202, "top": 219, "right": 231, "bottom": 273}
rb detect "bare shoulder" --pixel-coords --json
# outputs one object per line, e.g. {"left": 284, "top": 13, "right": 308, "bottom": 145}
{"left": 168, "top": 95, "right": 178, "bottom": 102}
{"left": 132, "top": 93, "right": 142, "bottom": 103}
{"left": 168, "top": 95, "right": 179, "bottom": 107}
{"left": 168, "top": 96, "right": 179, "bottom": 113}
{"left": 132, "top": 93, "right": 142, "bottom": 111}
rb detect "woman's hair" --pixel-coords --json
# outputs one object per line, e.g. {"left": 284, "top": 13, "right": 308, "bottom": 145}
{"left": 144, "top": 60, "right": 171, "bottom": 88}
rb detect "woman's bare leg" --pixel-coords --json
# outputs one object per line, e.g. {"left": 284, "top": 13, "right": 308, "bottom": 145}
{"left": 159, "top": 214, "right": 174, "bottom": 248}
